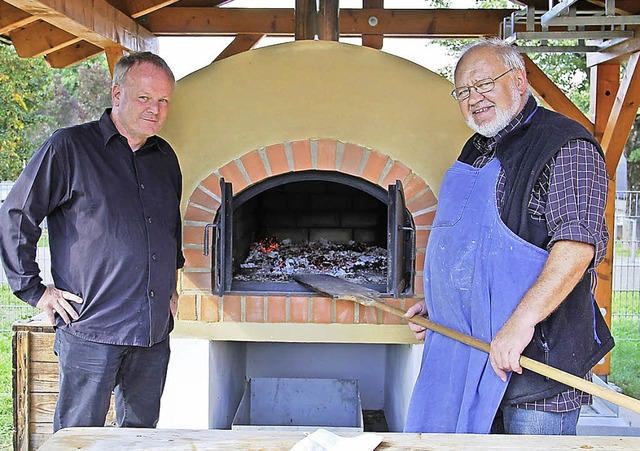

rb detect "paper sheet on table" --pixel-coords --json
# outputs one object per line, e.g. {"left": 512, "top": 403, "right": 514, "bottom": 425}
{"left": 289, "top": 428, "right": 383, "bottom": 451}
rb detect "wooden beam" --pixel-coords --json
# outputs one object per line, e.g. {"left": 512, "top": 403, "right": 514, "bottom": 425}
{"left": 318, "top": 0, "right": 339, "bottom": 42}
{"left": 44, "top": 40, "right": 103, "bottom": 68}
{"left": 590, "top": 63, "right": 620, "bottom": 377}
{"left": 0, "top": 1, "right": 37, "bottom": 34}
{"left": 104, "top": 45, "right": 126, "bottom": 77}
{"left": 362, "top": 0, "right": 383, "bottom": 50}
{"left": 523, "top": 54, "right": 594, "bottom": 133}
{"left": 591, "top": 63, "right": 620, "bottom": 142}
{"left": 587, "top": 28, "right": 640, "bottom": 67}
{"left": 213, "top": 34, "right": 263, "bottom": 62}
{"left": 601, "top": 52, "right": 640, "bottom": 179}
{"left": 10, "top": 20, "right": 79, "bottom": 58}
{"left": 144, "top": 8, "right": 513, "bottom": 37}
{"left": 107, "top": 0, "right": 181, "bottom": 19}
{"left": 4, "top": 0, "right": 158, "bottom": 53}
{"left": 295, "top": 0, "right": 316, "bottom": 40}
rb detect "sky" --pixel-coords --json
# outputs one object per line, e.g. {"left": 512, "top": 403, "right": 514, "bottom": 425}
{"left": 159, "top": 0, "right": 478, "bottom": 80}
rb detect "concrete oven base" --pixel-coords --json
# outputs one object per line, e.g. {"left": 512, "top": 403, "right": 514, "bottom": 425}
{"left": 156, "top": 337, "right": 424, "bottom": 432}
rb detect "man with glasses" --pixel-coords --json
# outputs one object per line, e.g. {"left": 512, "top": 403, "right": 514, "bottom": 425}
{"left": 404, "top": 38, "right": 614, "bottom": 435}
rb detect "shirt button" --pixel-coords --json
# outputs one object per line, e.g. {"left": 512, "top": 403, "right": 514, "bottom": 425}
{"left": 148, "top": 217, "right": 152, "bottom": 224}
{"left": 151, "top": 253, "right": 157, "bottom": 260}
{"left": 140, "top": 183, "right": 145, "bottom": 190}
{"left": 149, "top": 290, "right": 155, "bottom": 298}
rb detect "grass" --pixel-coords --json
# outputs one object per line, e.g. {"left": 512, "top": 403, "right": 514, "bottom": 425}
{"left": 0, "top": 285, "right": 37, "bottom": 331}
{"left": 0, "top": 333, "right": 11, "bottom": 450}
{"left": 610, "top": 291, "right": 640, "bottom": 400}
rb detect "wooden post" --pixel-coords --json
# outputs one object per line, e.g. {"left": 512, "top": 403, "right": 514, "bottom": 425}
{"left": 318, "top": 0, "right": 339, "bottom": 41}
{"left": 13, "top": 331, "right": 29, "bottom": 451}
{"left": 591, "top": 63, "right": 620, "bottom": 376}
{"left": 363, "top": 0, "right": 384, "bottom": 49}
{"left": 295, "top": 0, "right": 316, "bottom": 40}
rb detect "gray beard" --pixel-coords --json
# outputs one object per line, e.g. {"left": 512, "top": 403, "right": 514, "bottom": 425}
{"left": 466, "top": 89, "right": 523, "bottom": 138}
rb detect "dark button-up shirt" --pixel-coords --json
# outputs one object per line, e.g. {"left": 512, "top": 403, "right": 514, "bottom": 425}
{"left": 0, "top": 110, "right": 185, "bottom": 346}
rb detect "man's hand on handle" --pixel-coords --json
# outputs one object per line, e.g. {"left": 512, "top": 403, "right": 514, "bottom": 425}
{"left": 36, "top": 285, "right": 84, "bottom": 325}
{"left": 405, "top": 300, "right": 429, "bottom": 341}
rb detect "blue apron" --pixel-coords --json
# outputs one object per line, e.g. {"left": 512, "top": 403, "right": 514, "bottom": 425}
{"left": 404, "top": 158, "right": 548, "bottom": 433}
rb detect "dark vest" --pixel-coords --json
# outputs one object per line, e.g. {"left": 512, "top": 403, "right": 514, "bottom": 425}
{"left": 459, "top": 97, "right": 615, "bottom": 404}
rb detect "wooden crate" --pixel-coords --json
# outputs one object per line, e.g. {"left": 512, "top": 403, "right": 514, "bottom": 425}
{"left": 12, "top": 316, "right": 115, "bottom": 451}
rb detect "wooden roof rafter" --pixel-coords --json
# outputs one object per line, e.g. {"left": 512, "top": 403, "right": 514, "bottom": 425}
{"left": 139, "top": 8, "right": 515, "bottom": 38}
{"left": 2, "top": 0, "right": 158, "bottom": 67}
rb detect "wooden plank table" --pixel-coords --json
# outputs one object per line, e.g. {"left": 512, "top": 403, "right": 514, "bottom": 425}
{"left": 39, "top": 428, "right": 640, "bottom": 450}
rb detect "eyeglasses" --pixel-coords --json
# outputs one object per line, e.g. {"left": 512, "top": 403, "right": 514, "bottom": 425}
{"left": 451, "top": 68, "right": 514, "bottom": 101}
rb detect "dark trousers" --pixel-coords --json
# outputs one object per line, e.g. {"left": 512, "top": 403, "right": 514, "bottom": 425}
{"left": 53, "top": 329, "right": 170, "bottom": 432}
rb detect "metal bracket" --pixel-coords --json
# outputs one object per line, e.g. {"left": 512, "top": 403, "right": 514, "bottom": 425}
{"left": 500, "top": 2, "right": 636, "bottom": 54}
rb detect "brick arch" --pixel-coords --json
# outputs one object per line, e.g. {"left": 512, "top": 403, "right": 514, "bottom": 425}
{"left": 178, "top": 139, "right": 437, "bottom": 323}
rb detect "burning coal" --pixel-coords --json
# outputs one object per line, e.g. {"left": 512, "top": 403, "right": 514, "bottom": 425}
{"left": 234, "top": 237, "right": 387, "bottom": 284}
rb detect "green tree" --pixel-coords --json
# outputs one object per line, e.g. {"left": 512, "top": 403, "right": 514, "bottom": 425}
{"left": 0, "top": 45, "right": 54, "bottom": 181}
{"left": 0, "top": 46, "right": 111, "bottom": 181}
{"left": 28, "top": 57, "right": 111, "bottom": 147}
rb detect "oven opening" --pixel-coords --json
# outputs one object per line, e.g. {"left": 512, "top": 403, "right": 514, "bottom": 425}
{"left": 206, "top": 170, "right": 415, "bottom": 296}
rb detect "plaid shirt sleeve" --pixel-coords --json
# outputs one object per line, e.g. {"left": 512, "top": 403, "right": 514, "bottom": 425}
{"left": 543, "top": 139, "right": 609, "bottom": 266}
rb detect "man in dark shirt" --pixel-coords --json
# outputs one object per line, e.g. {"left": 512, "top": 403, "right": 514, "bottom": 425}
{"left": 0, "top": 52, "right": 185, "bottom": 431}
{"left": 404, "top": 38, "right": 613, "bottom": 434}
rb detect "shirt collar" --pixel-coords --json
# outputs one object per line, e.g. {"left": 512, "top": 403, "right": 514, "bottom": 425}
{"left": 99, "top": 109, "right": 167, "bottom": 154}
{"left": 473, "top": 95, "right": 537, "bottom": 155}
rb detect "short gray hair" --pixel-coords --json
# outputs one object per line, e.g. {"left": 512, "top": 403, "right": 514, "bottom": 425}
{"left": 455, "top": 38, "right": 525, "bottom": 76}
{"left": 112, "top": 52, "right": 175, "bottom": 88}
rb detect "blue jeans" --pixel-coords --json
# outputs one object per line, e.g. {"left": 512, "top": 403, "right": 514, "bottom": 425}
{"left": 499, "top": 405, "right": 581, "bottom": 435}
{"left": 53, "top": 329, "right": 170, "bottom": 431}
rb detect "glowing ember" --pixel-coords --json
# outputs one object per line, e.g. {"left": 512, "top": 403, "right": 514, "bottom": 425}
{"left": 253, "top": 236, "right": 280, "bottom": 254}
{"left": 234, "top": 238, "right": 387, "bottom": 285}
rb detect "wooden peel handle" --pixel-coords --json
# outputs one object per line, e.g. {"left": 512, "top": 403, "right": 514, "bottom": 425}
{"left": 372, "top": 298, "right": 640, "bottom": 415}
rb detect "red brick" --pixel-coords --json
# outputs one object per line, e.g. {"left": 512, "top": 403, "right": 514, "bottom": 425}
{"left": 183, "top": 225, "right": 205, "bottom": 247}
{"left": 312, "top": 297, "right": 332, "bottom": 324}
{"left": 200, "top": 295, "right": 219, "bottom": 322}
{"left": 340, "top": 143, "right": 365, "bottom": 175}
{"left": 177, "top": 294, "right": 196, "bottom": 321}
{"left": 267, "top": 296, "right": 287, "bottom": 322}
{"left": 316, "top": 139, "right": 337, "bottom": 170}
{"left": 290, "top": 296, "right": 309, "bottom": 323}
{"left": 241, "top": 149, "right": 269, "bottom": 183}
{"left": 359, "top": 305, "right": 379, "bottom": 324}
{"left": 413, "top": 210, "right": 436, "bottom": 227}
{"left": 414, "top": 274, "right": 424, "bottom": 295}
{"left": 415, "top": 252, "right": 426, "bottom": 273}
{"left": 185, "top": 204, "right": 215, "bottom": 223}
{"left": 407, "top": 189, "right": 438, "bottom": 214}
{"left": 380, "top": 161, "right": 412, "bottom": 189}
{"left": 245, "top": 295, "right": 265, "bottom": 322}
{"left": 219, "top": 161, "right": 249, "bottom": 193}
{"left": 188, "top": 187, "right": 219, "bottom": 210}
{"left": 266, "top": 143, "right": 290, "bottom": 175}
{"left": 335, "top": 299, "right": 355, "bottom": 324}
{"left": 182, "top": 271, "right": 211, "bottom": 291}
{"left": 381, "top": 298, "right": 405, "bottom": 325}
{"left": 291, "top": 140, "right": 312, "bottom": 171}
{"left": 222, "top": 295, "right": 242, "bottom": 321}
{"left": 183, "top": 248, "right": 211, "bottom": 269}
{"left": 415, "top": 229, "right": 430, "bottom": 252}
{"left": 200, "top": 173, "right": 223, "bottom": 198}
{"left": 361, "top": 150, "right": 389, "bottom": 185}
{"left": 403, "top": 174, "right": 429, "bottom": 203}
